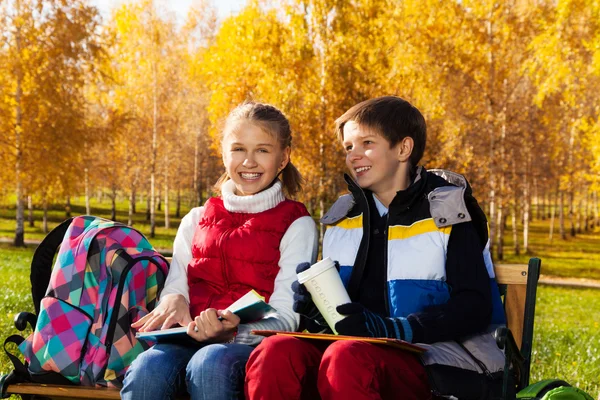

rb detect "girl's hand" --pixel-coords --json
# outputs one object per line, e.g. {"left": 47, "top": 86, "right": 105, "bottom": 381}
{"left": 187, "top": 308, "right": 240, "bottom": 343}
{"left": 131, "top": 294, "right": 193, "bottom": 332}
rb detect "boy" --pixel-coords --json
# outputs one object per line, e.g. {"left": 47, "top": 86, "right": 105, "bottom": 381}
{"left": 245, "top": 96, "right": 507, "bottom": 399}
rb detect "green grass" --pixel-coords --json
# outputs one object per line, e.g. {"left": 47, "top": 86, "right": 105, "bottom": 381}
{"left": 0, "top": 243, "right": 35, "bottom": 399}
{"left": 498, "top": 218, "right": 600, "bottom": 280}
{"left": 531, "top": 286, "right": 600, "bottom": 396}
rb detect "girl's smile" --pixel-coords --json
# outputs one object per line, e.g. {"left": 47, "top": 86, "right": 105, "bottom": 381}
{"left": 222, "top": 122, "right": 290, "bottom": 196}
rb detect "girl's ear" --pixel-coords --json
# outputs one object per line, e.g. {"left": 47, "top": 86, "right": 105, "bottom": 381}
{"left": 279, "top": 146, "right": 291, "bottom": 172}
{"left": 397, "top": 137, "right": 414, "bottom": 163}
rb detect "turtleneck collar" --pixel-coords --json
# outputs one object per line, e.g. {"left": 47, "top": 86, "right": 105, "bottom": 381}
{"left": 220, "top": 179, "right": 286, "bottom": 214}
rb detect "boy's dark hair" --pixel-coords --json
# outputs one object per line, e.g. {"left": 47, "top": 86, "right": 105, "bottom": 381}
{"left": 334, "top": 96, "right": 427, "bottom": 167}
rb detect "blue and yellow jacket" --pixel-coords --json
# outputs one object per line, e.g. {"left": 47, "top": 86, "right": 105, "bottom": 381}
{"left": 321, "top": 167, "right": 507, "bottom": 398}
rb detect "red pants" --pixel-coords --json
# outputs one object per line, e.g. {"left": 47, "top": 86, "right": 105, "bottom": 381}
{"left": 245, "top": 335, "right": 432, "bottom": 400}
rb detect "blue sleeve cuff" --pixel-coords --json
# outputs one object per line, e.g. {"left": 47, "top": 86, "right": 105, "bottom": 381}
{"left": 390, "top": 317, "right": 413, "bottom": 342}
{"left": 399, "top": 317, "right": 413, "bottom": 342}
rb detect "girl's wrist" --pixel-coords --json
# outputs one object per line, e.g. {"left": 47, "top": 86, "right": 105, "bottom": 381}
{"left": 225, "top": 327, "right": 238, "bottom": 343}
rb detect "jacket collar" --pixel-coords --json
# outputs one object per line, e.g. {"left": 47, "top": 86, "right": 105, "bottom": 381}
{"left": 344, "top": 166, "right": 428, "bottom": 213}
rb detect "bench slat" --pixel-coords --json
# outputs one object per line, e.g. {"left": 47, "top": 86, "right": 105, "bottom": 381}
{"left": 495, "top": 264, "right": 528, "bottom": 285}
{"left": 504, "top": 284, "right": 526, "bottom": 349}
{"left": 6, "top": 383, "right": 121, "bottom": 399}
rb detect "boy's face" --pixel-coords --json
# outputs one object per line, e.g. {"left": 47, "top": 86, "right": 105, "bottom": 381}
{"left": 342, "top": 121, "right": 406, "bottom": 195}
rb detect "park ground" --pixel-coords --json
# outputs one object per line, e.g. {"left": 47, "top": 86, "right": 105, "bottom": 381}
{"left": 0, "top": 198, "right": 598, "bottom": 397}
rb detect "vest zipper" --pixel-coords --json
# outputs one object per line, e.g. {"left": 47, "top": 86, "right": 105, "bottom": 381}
{"left": 346, "top": 188, "right": 371, "bottom": 301}
{"left": 383, "top": 213, "right": 390, "bottom": 316}
{"left": 218, "top": 228, "right": 232, "bottom": 289}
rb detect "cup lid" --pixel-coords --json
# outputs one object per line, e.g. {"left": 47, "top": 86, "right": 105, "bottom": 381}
{"left": 297, "top": 257, "right": 335, "bottom": 284}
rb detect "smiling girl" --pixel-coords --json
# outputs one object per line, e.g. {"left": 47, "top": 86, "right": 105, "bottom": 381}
{"left": 121, "top": 102, "right": 318, "bottom": 400}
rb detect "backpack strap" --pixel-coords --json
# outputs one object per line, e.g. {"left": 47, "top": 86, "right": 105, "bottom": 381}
{"left": 3, "top": 335, "right": 29, "bottom": 383}
{"left": 30, "top": 218, "right": 73, "bottom": 315}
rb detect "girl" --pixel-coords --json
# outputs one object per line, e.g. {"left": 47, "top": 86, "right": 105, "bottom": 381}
{"left": 121, "top": 102, "right": 318, "bottom": 400}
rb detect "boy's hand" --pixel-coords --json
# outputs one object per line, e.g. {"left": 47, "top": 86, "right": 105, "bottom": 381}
{"left": 292, "top": 263, "right": 329, "bottom": 331}
{"left": 132, "top": 294, "right": 193, "bottom": 332}
{"left": 291, "top": 262, "right": 314, "bottom": 315}
{"left": 335, "top": 303, "right": 413, "bottom": 342}
{"left": 292, "top": 261, "right": 341, "bottom": 315}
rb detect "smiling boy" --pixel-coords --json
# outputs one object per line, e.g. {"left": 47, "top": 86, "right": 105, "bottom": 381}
{"left": 245, "top": 96, "right": 507, "bottom": 400}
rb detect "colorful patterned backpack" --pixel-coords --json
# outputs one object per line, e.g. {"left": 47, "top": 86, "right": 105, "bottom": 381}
{"left": 2, "top": 216, "right": 169, "bottom": 388}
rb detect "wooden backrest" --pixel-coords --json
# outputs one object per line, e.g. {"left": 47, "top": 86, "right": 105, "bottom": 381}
{"left": 494, "top": 258, "right": 541, "bottom": 369}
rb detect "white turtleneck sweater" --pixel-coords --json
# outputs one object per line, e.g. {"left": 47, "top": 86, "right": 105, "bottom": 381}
{"left": 159, "top": 179, "right": 319, "bottom": 345}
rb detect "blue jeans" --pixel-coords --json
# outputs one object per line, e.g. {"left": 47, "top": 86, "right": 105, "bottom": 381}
{"left": 121, "top": 343, "right": 254, "bottom": 400}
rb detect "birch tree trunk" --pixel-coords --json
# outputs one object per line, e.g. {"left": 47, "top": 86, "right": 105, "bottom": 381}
{"left": 496, "top": 206, "right": 505, "bottom": 261}
{"left": 523, "top": 173, "right": 530, "bottom": 253}
{"left": 43, "top": 196, "right": 48, "bottom": 234}
{"left": 533, "top": 177, "right": 538, "bottom": 221}
{"left": 584, "top": 190, "right": 590, "bottom": 231}
{"left": 149, "top": 36, "right": 158, "bottom": 238}
{"left": 194, "top": 127, "right": 200, "bottom": 206}
{"left": 594, "top": 191, "right": 600, "bottom": 229}
{"left": 559, "top": 191, "right": 566, "bottom": 240}
{"left": 577, "top": 198, "right": 583, "bottom": 234}
{"left": 176, "top": 186, "right": 181, "bottom": 219}
{"left": 110, "top": 186, "right": 117, "bottom": 221}
{"left": 146, "top": 195, "right": 151, "bottom": 222}
{"left": 65, "top": 195, "right": 71, "bottom": 218}
{"left": 28, "top": 195, "right": 34, "bottom": 227}
{"left": 128, "top": 188, "right": 135, "bottom": 226}
{"left": 549, "top": 187, "right": 556, "bottom": 241}
{"left": 569, "top": 191, "right": 576, "bottom": 237}
{"left": 85, "top": 167, "right": 91, "bottom": 215}
{"left": 14, "top": 17, "right": 25, "bottom": 247}
{"left": 567, "top": 123, "right": 576, "bottom": 237}
{"left": 511, "top": 161, "right": 519, "bottom": 255}
{"left": 512, "top": 203, "right": 519, "bottom": 256}
{"left": 164, "top": 154, "right": 170, "bottom": 230}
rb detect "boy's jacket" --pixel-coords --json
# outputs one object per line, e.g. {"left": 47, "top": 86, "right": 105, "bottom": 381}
{"left": 321, "top": 167, "right": 507, "bottom": 399}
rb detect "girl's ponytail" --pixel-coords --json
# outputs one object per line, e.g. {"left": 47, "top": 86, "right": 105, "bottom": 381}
{"left": 213, "top": 172, "right": 229, "bottom": 194}
{"left": 280, "top": 161, "right": 303, "bottom": 198}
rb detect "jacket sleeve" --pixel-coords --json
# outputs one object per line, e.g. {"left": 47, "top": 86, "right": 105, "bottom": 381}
{"left": 406, "top": 221, "right": 492, "bottom": 344}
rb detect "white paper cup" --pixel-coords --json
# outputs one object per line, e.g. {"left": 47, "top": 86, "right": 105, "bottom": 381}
{"left": 297, "top": 257, "right": 351, "bottom": 334}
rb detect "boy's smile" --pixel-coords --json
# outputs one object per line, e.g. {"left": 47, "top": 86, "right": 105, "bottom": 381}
{"left": 342, "top": 121, "right": 412, "bottom": 207}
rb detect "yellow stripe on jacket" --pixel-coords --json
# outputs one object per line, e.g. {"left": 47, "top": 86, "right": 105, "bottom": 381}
{"left": 388, "top": 218, "right": 452, "bottom": 240}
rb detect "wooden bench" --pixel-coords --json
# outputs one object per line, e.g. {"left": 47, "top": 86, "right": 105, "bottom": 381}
{"left": 494, "top": 257, "right": 542, "bottom": 399}
{"left": 2, "top": 259, "right": 542, "bottom": 400}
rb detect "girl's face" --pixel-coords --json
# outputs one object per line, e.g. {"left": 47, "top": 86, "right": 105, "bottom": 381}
{"left": 222, "top": 121, "right": 290, "bottom": 196}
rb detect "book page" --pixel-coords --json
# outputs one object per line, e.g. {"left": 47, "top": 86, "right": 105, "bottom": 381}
{"left": 225, "top": 289, "right": 265, "bottom": 313}
{"left": 250, "top": 330, "right": 427, "bottom": 353}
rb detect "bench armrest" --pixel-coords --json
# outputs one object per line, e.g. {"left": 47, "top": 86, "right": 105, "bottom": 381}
{"left": 14, "top": 312, "right": 37, "bottom": 332}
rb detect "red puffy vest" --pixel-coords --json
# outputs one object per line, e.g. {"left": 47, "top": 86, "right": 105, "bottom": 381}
{"left": 187, "top": 197, "right": 310, "bottom": 318}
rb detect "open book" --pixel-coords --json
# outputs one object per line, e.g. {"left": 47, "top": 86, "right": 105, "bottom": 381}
{"left": 136, "top": 290, "right": 276, "bottom": 344}
{"left": 250, "top": 330, "right": 427, "bottom": 353}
